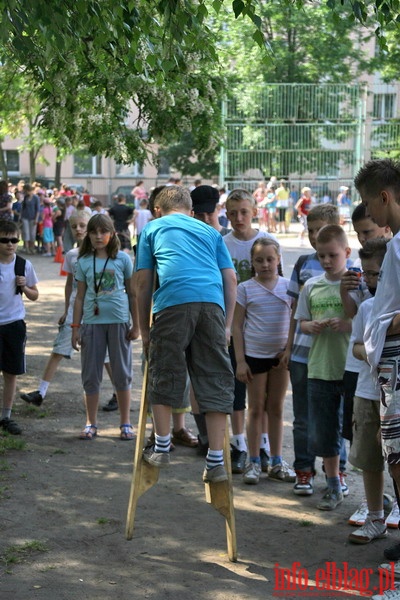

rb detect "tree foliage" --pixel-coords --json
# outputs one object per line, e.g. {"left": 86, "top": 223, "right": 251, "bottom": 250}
{"left": 0, "top": 0, "right": 399, "bottom": 174}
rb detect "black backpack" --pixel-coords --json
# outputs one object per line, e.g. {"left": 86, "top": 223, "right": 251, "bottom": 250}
{"left": 15, "top": 255, "right": 26, "bottom": 294}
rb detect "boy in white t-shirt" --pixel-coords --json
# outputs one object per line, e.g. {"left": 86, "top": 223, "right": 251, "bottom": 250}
{"left": 0, "top": 221, "right": 39, "bottom": 435}
{"left": 346, "top": 238, "right": 389, "bottom": 544}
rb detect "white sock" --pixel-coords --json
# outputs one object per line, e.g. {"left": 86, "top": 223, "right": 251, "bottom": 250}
{"left": 154, "top": 433, "right": 171, "bottom": 453}
{"left": 260, "top": 433, "right": 270, "bottom": 452}
{"left": 206, "top": 449, "right": 224, "bottom": 469}
{"left": 369, "top": 510, "right": 384, "bottom": 520}
{"left": 39, "top": 380, "right": 50, "bottom": 398}
{"left": 231, "top": 433, "right": 247, "bottom": 452}
{"left": 2, "top": 408, "right": 11, "bottom": 420}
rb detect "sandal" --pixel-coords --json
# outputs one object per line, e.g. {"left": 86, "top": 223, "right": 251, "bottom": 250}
{"left": 79, "top": 424, "right": 98, "bottom": 440}
{"left": 120, "top": 423, "right": 134, "bottom": 440}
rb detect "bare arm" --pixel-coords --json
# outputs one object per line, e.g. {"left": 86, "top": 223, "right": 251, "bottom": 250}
{"left": 135, "top": 268, "right": 155, "bottom": 354}
{"left": 125, "top": 274, "right": 140, "bottom": 340}
{"left": 59, "top": 273, "right": 73, "bottom": 324}
{"left": 221, "top": 267, "right": 237, "bottom": 343}
{"left": 17, "top": 280, "right": 38, "bottom": 301}
{"left": 353, "top": 342, "right": 368, "bottom": 362}
{"left": 71, "top": 280, "right": 86, "bottom": 350}
{"left": 340, "top": 271, "right": 360, "bottom": 318}
{"left": 281, "top": 298, "right": 297, "bottom": 368}
{"left": 387, "top": 313, "right": 400, "bottom": 336}
{"left": 232, "top": 302, "right": 253, "bottom": 383}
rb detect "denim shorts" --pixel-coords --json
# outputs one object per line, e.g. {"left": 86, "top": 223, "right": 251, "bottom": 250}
{"left": 148, "top": 302, "right": 234, "bottom": 414}
{"left": 308, "top": 378, "right": 343, "bottom": 458}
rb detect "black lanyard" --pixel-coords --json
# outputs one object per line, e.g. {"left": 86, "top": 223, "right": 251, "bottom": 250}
{"left": 93, "top": 253, "right": 110, "bottom": 315}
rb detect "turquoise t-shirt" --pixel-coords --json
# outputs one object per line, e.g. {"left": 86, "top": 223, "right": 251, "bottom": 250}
{"left": 136, "top": 213, "right": 234, "bottom": 314}
{"left": 295, "top": 273, "right": 350, "bottom": 381}
{"left": 75, "top": 251, "right": 133, "bottom": 324}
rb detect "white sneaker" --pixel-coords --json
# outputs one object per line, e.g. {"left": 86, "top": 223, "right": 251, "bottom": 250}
{"left": 378, "top": 560, "right": 400, "bottom": 579}
{"left": 243, "top": 462, "right": 261, "bottom": 485}
{"left": 269, "top": 460, "right": 296, "bottom": 483}
{"left": 348, "top": 499, "right": 368, "bottom": 526}
{"left": 348, "top": 517, "right": 387, "bottom": 544}
{"left": 386, "top": 501, "right": 400, "bottom": 529}
{"left": 293, "top": 471, "right": 314, "bottom": 496}
{"left": 373, "top": 574, "right": 400, "bottom": 599}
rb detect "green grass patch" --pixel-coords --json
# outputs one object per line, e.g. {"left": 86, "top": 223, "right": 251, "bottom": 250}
{"left": 0, "top": 436, "right": 26, "bottom": 455}
{"left": 1, "top": 541, "right": 48, "bottom": 567}
{"left": 299, "top": 520, "right": 314, "bottom": 527}
{"left": 97, "top": 517, "right": 110, "bottom": 525}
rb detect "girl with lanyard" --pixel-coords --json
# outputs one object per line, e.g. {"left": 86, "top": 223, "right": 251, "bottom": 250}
{"left": 72, "top": 214, "right": 139, "bottom": 440}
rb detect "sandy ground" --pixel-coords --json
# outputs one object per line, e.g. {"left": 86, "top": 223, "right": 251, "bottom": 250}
{"left": 1, "top": 234, "right": 399, "bottom": 600}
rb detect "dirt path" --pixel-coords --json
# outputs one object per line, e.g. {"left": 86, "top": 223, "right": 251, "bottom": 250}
{"left": 0, "top": 249, "right": 398, "bottom": 600}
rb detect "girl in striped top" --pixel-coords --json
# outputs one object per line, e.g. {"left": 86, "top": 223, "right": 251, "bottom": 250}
{"left": 232, "top": 238, "right": 294, "bottom": 485}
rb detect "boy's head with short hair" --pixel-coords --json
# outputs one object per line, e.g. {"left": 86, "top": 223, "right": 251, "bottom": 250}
{"left": 354, "top": 158, "right": 400, "bottom": 232}
{"left": 0, "top": 221, "right": 20, "bottom": 261}
{"left": 316, "top": 225, "right": 351, "bottom": 281}
{"left": 225, "top": 189, "right": 257, "bottom": 240}
{"left": 139, "top": 199, "right": 149, "bottom": 208}
{"left": 359, "top": 237, "right": 389, "bottom": 295}
{"left": 156, "top": 185, "right": 192, "bottom": 215}
{"left": 351, "top": 202, "right": 391, "bottom": 246}
{"left": 306, "top": 204, "right": 339, "bottom": 249}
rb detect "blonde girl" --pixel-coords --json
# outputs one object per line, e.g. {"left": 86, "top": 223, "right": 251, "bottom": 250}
{"left": 232, "top": 238, "right": 294, "bottom": 485}
{"left": 72, "top": 214, "right": 139, "bottom": 440}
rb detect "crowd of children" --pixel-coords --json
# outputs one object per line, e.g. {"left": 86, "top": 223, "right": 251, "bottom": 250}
{"left": 4, "top": 166, "right": 400, "bottom": 597}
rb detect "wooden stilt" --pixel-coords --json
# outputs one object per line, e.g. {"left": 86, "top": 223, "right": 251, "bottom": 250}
{"left": 204, "top": 418, "right": 237, "bottom": 562}
{"left": 125, "top": 361, "right": 159, "bottom": 540}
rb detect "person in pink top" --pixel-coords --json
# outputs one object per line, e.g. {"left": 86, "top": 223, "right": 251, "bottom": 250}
{"left": 42, "top": 198, "right": 55, "bottom": 257}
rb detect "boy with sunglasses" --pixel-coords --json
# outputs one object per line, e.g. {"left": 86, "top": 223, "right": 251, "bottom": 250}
{"left": 0, "top": 221, "right": 38, "bottom": 434}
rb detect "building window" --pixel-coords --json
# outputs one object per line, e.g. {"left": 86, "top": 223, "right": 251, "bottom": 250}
{"left": 373, "top": 94, "right": 396, "bottom": 121}
{"left": 4, "top": 150, "right": 19, "bottom": 173}
{"left": 115, "top": 162, "right": 143, "bottom": 177}
{"left": 73, "top": 151, "right": 102, "bottom": 176}
{"left": 157, "top": 155, "right": 170, "bottom": 176}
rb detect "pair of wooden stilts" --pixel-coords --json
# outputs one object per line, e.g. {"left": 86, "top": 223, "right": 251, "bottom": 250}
{"left": 125, "top": 362, "right": 237, "bottom": 562}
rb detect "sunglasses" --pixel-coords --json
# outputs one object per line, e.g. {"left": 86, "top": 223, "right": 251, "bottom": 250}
{"left": 0, "top": 237, "right": 19, "bottom": 244}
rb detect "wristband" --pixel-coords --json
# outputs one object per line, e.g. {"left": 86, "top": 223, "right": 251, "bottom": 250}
{"left": 70, "top": 324, "right": 81, "bottom": 328}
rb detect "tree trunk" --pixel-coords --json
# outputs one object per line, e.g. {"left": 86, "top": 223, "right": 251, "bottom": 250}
{"left": 0, "top": 141, "right": 7, "bottom": 180}
{"left": 55, "top": 149, "right": 62, "bottom": 188}
{"left": 29, "top": 148, "right": 36, "bottom": 181}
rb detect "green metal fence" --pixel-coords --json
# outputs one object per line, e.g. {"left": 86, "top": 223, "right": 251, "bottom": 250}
{"left": 220, "top": 82, "right": 400, "bottom": 200}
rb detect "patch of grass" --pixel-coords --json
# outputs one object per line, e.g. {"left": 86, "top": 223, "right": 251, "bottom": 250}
{"left": 97, "top": 517, "right": 110, "bottom": 525}
{"left": 299, "top": 520, "right": 314, "bottom": 527}
{"left": 0, "top": 436, "right": 26, "bottom": 455}
{"left": 0, "top": 460, "right": 11, "bottom": 471}
{"left": 0, "top": 485, "right": 10, "bottom": 500}
{"left": 52, "top": 449, "right": 66, "bottom": 455}
{"left": 1, "top": 541, "right": 48, "bottom": 567}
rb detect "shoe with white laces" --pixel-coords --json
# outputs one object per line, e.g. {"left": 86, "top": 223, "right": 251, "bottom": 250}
{"left": 372, "top": 580, "right": 400, "bottom": 600}
{"left": 348, "top": 517, "right": 387, "bottom": 544}
{"left": 243, "top": 462, "right": 262, "bottom": 485}
{"left": 269, "top": 460, "right": 296, "bottom": 483}
{"left": 293, "top": 470, "right": 314, "bottom": 496}
{"left": 348, "top": 499, "right": 369, "bottom": 526}
{"left": 386, "top": 501, "right": 400, "bottom": 529}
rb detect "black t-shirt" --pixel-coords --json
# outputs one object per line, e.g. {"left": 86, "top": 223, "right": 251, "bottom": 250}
{"left": 108, "top": 203, "right": 133, "bottom": 232}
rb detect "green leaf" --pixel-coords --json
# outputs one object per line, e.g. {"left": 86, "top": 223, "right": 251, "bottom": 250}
{"left": 232, "top": 0, "right": 245, "bottom": 19}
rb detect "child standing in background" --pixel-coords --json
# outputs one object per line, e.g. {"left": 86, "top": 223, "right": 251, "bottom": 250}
{"left": 72, "top": 214, "right": 139, "bottom": 440}
{"left": 296, "top": 225, "right": 352, "bottom": 511}
{"left": 0, "top": 221, "right": 39, "bottom": 434}
{"left": 232, "top": 238, "right": 294, "bottom": 485}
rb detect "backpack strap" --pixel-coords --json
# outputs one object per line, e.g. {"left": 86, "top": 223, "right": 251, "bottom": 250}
{"left": 14, "top": 255, "right": 26, "bottom": 294}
